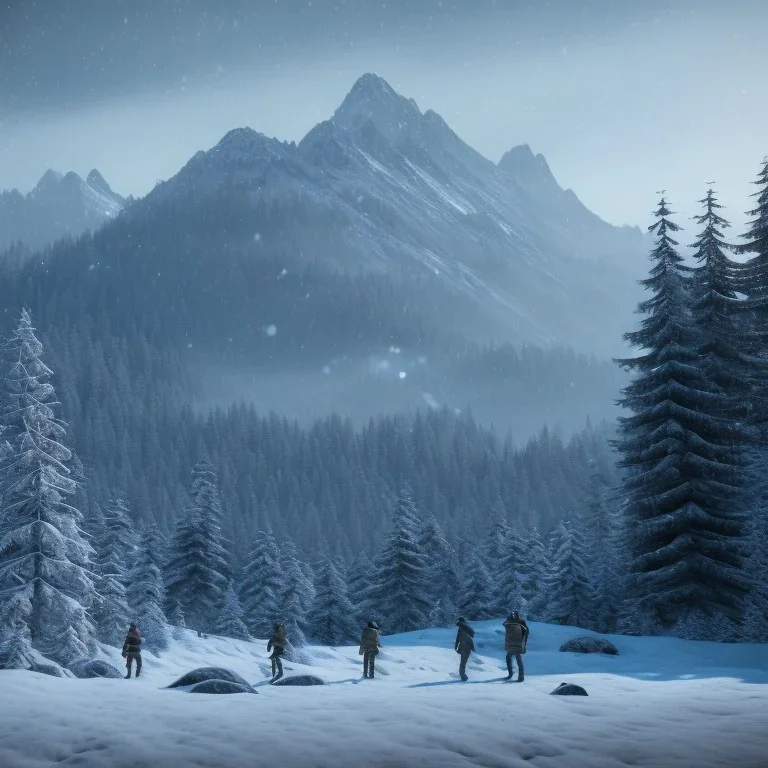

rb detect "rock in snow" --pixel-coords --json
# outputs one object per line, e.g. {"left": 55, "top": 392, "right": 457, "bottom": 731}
{"left": 189, "top": 679, "right": 257, "bottom": 695}
{"left": 167, "top": 667, "right": 252, "bottom": 689}
{"left": 69, "top": 659, "right": 124, "bottom": 679}
{"left": 29, "top": 662, "right": 69, "bottom": 678}
{"left": 271, "top": 675, "right": 325, "bottom": 687}
{"left": 559, "top": 636, "right": 619, "bottom": 655}
{"left": 551, "top": 682, "right": 589, "bottom": 696}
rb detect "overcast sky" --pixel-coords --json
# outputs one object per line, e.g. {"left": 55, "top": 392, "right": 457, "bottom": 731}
{"left": 1, "top": 0, "right": 766, "bottom": 228}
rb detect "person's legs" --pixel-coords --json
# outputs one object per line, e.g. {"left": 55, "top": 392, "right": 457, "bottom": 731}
{"left": 516, "top": 654, "right": 524, "bottom": 681}
{"left": 135, "top": 653, "right": 142, "bottom": 678}
{"left": 124, "top": 655, "right": 132, "bottom": 679}
{"left": 274, "top": 654, "right": 283, "bottom": 679}
{"left": 369, "top": 652, "right": 376, "bottom": 678}
{"left": 505, "top": 652, "right": 513, "bottom": 678}
{"left": 459, "top": 650, "right": 470, "bottom": 680}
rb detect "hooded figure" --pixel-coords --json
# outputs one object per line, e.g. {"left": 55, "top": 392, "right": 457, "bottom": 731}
{"left": 359, "top": 621, "right": 381, "bottom": 679}
{"left": 454, "top": 617, "right": 475, "bottom": 681}
{"left": 121, "top": 623, "right": 142, "bottom": 679}
{"left": 503, "top": 611, "right": 529, "bottom": 682}
{"left": 267, "top": 624, "right": 287, "bottom": 681}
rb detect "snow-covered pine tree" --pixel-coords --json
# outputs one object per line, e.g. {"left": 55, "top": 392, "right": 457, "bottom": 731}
{"left": 541, "top": 520, "right": 599, "bottom": 629}
{"left": 368, "top": 488, "right": 430, "bottom": 633}
{"left": 126, "top": 526, "right": 170, "bottom": 652}
{"left": 456, "top": 544, "right": 495, "bottom": 621}
{"left": 279, "top": 541, "right": 313, "bottom": 651}
{"left": 581, "top": 463, "right": 622, "bottom": 632}
{"left": 308, "top": 559, "right": 359, "bottom": 645}
{"left": 215, "top": 580, "right": 250, "bottom": 641}
{"left": 164, "top": 461, "right": 230, "bottom": 634}
{"left": 690, "top": 188, "right": 758, "bottom": 414}
{"left": 0, "top": 310, "right": 96, "bottom": 666}
{"left": 418, "top": 514, "right": 458, "bottom": 627}
{"left": 0, "top": 593, "right": 34, "bottom": 669}
{"left": 483, "top": 503, "right": 511, "bottom": 616}
{"left": 733, "top": 159, "right": 768, "bottom": 639}
{"left": 167, "top": 600, "right": 186, "bottom": 630}
{"left": 92, "top": 497, "right": 134, "bottom": 646}
{"left": 521, "top": 526, "right": 547, "bottom": 619}
{"left": 240, "top": 529, "right": 283, "bottom": 638}
{"left": 615, "top": 197, "right": 749, "bottom": 636}
{"left": 496, "top": 526, "right": 527, "bottom": 618}
{"left": 346, "top": 550, "right": 375, "bottom": 626}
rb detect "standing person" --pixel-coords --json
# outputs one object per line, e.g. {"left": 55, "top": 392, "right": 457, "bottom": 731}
{"left": 503, "top": 611, "right": 529, "bottom": 682}
{"left": 359, "top": 621, "right": 381, "bottom": 679}
{"left": 454, "top": 617, "right": 475, "bottom": 681}
{"left": 267, "top": 623, "right": 287, "bottom": 682}
{"left": 121, "top": 623, "right": 142, "bottom": 679}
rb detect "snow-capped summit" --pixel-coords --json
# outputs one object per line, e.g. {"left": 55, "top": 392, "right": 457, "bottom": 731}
{"left": 333, "top": 72, "right": 423, "bottom": 147}
{"left": 0, "top": 168, "right": 125, "bottom": 253}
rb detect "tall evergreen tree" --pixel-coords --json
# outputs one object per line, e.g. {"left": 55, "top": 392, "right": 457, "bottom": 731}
{"left": 615, "top": 197, "right": 748, "bottom": 634}
{"left": 456, "top": 544, "right": 494, "bottom": 621}
{"left": 126, "top": 526, "right": 170, "bottom": 652}
{"left": 418, "top": 514, "right": 458, "bottom": 627}
{"left": 215, "top": 580, "right": 250, "bottom": 641}
{"left": 521, "top": 526, "right": 547, "bottom": 619}
{"left": 240, "top": 529, "right": 283, "bottom": 638}
{"left": 581, "top": 464, "right": 622, "bottom": 632}
{"left": 308, "top": 559, "right": 359, "bottom": 645}
{"left": 0, "top": 311, "right": 96, "bottom": 666}
{"left": 279, "top": 541, "right": 313, "bottom": 650}
{"left": 368, "top": 488, "right": 429, "bottom": 633}
{"left": 496, "top": 526, "right": 527, "bottom": 618}
{"left": 346, "top": 550, "right": 375, "bottom": 626}
{"left": 484, "top": 504, "right": 511, "bottom": 616}
{"left": 164, "top": 462, "right": 230, "bottom": 633}
{"left": 690, "top": 188, "right": 756, "bottom": 417}
{"left": 541, "top": 520, "right": 598, "bottom": 629}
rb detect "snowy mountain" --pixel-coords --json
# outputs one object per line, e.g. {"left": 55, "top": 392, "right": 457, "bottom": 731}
{"left": 144, "top": 73, "right": 647, "bottom": 356}
{"left": 0, "top": 168, "right": 125, "bottom": 252}
{"left": 2, "top": 620, "right": 767, "bottom": 767}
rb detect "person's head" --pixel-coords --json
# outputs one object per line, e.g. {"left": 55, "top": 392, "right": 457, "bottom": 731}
{"left": 276, "top": 623, "right": 285, "bottom": 633}
{"left": 129, "top": 623, "right": 137, "bottom": 630}
{"left": 509, "top": 611, "right": 520, "bottom": 621}
{"left": 367, "top": 621, "right": 378, "bottom": 630}
{"left": 456, "top": 617, "right": 466, "bottom": 626}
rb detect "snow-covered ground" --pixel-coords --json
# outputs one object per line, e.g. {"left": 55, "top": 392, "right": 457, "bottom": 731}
{"left": 1, "top": 620, "right": 767, "bottom": 768}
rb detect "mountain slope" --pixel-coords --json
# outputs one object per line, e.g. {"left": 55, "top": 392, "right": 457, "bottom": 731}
{"left": 0, "top": 168, "right": 125, "bottom": 252}
{"left": 0, "top": 73, "right": 642, "bottom": 435}
{"left": 143, "top": 73, "right": 645, "bottom": 355}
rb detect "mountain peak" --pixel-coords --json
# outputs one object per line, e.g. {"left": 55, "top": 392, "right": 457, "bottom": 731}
{"left": 33, "top": 169, "right": 63, "bottom": 195}
{"left": 498, "top": 145, "right": 555, "bottom": 182}
{"left": 333, "top": 73, "right": 422, "bottom": 145}
{"left": 86, "top": 169, "right": 112, "bottom": 194}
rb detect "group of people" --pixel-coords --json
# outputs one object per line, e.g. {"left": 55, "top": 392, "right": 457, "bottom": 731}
{"left": 119, "top": 612, "right": 529, "bottom": 684}
{"left": 454, "top": 613, "right": 529, "bottom": 682}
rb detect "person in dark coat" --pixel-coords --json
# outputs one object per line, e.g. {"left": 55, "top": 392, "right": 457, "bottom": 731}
{"left": 359, "top": 621, "right": 381, "bottom": 679}
{"left": 454, "top": 617, "right": 475, "bottom": 681}
{"left": 503, "top": 611, "right": 529, "bottom": 682}
{"left": 121, "top": 623, "right": 142, "bottom": 679}
{"left": 267, "top": 623, "right": 287, "bottom": 681}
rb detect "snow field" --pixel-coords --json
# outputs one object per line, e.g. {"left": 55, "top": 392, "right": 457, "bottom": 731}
{"left": 1, "top": 619, "right": 767, "bottom": 768}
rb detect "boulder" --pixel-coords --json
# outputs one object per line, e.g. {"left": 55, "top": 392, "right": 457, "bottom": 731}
{"left": 29, "top": 662, "right": 68, "bottom": 678}
{"left": 167, "top": 667, "right": 252, "bottom": 689}
{"left": 551, "top": 682, "right": 588, "bottom": 696}
{"left": 271, "top": 674, "right": 325, "bottom": 687}
{"left": 559, "top": 636, "right": 618, "bottom": 655}
{"left": 69, "top": 659, "right": 124, "bottom": 679}
{"left": 189, "top": 679, "right": 257, "bottom": 695}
